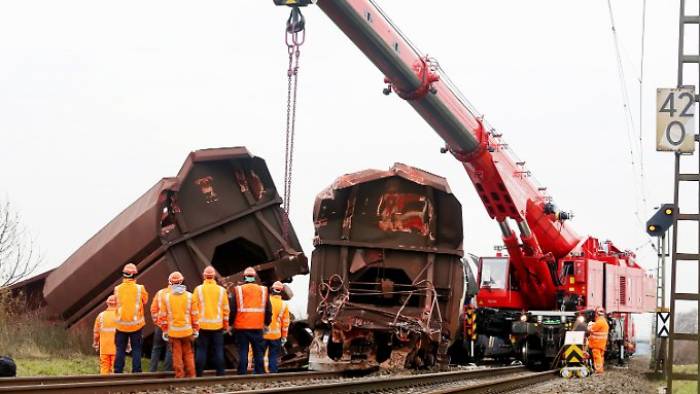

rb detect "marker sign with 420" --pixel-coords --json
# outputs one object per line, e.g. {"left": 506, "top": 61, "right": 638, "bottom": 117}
{"left": 656, "top": 87, "right": 696, "bottom": 153}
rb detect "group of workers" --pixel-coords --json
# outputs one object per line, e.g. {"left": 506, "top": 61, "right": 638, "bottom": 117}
{"left": 92, "top": 264, "right": 290, "bottom": 378}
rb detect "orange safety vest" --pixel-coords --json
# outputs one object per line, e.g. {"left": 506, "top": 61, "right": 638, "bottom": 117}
{"left": 93, "top": 307, "right": 117, "bottom": 355}
{"left": 160, "top": 291, "right": 199, "bottom": 338}
{"left": 233, "top": 283, "right": 267, "bottom": 330}
{"left": 114, "top": 279, "right": 148, "bottom": 332}
{"left": 264, "top": 295, "right": 290, "bottom": 340}
{"left": 588, "top": 316, "right": 609, "bottom": 350}
{"left": 150, "top": 287, "right": 170, "bottom": 324}
{"left": 193, "top": 279, "right": 230, "bottom": 331}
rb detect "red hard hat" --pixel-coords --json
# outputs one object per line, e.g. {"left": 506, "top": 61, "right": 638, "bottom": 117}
{"left": 123, "top": 263, "right": 138, "bottom": 275}
{"left": 203, "top": 266, "right": 217, "bottom": 279}
{"left": 243, "top": 267, "right": 256, "bottom": 277}
{"left": 169, "top": 271, "right": 184, "bottom": 285}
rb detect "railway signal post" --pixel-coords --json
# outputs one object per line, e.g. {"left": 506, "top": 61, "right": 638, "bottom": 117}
{"left": 646, "top": 204, "right": 674, "bottom": 376}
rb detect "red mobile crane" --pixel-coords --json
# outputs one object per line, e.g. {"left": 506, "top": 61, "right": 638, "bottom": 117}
{"left": 276, "top": 0, "right": 656, "bottom": 365}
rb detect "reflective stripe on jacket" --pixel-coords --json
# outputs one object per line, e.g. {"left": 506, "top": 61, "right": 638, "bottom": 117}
{"left": 93, "top": 308, "right": 117, "bottom": 355}
{"left": 233, "top": 283, "right": 267, "bottom": 330}
{"left": 160, "top": 291, "right": 200, "bottom": 338}
{"left": 150, "top": 288, "right": 170, "bottom": 324}
{"left": 588, "top": 316, "right": 609, "bottom": 350}
{"left": 193, "top": 279, "right": 230, "bottom": 331}
{"left": 114, "top": 279, "right": 148, "bottom": 332}
{"left": 264, "top": 295, "right": 290, "bottom": 340}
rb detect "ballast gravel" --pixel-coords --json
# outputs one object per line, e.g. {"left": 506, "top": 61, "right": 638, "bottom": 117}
{"left": 513, "top": 356, "right": 661, "bottom": 394}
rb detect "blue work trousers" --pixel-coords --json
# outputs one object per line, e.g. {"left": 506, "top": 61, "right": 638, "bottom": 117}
{"left": 195, "top": 329, "right": 226, "bottom": 376}
{"left": 149, "top": 326, "right": 173, "bottom": 372}
{"left": 114, "top": 329, "right": 143, "bottom": 373}
{"left": 235, "top": 330, "right": 265, "bottom": 375}
{"left": 264, "top": 339, "right": 282, "bottom": 373}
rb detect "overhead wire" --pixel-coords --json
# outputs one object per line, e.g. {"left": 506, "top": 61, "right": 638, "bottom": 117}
{"left": 639, "top": 0, "right": 648, "bottom": 218}
{"left": 606, "top": 0, "right": 654, "bottom": 254}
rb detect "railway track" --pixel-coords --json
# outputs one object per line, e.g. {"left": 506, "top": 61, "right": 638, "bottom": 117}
{"left": 216, "top": 366, "right": 556, "bottom": 394}
{"left": 0, "top": 365, "right": 556, "bottom": 394}
{"left": 0, "top": 369, "right": 343, "bottom": 393}
{"left": 0, "top": 368, "right": 305, "bottom": 387}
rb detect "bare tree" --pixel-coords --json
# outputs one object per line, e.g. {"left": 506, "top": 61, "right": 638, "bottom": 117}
{"left": 0, "top": 200, "right": 40, "bottom": 287}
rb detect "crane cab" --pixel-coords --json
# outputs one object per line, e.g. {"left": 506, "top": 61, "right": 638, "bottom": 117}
{"left": 476, "top": 256, "right": 525, "bottom": 310}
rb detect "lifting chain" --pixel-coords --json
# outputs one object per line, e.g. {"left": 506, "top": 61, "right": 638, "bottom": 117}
{"left": 282, "top": 6, "right": 306, "bottom": 241}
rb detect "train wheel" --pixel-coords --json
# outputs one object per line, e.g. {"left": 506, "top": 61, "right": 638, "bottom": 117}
{"left": 520, "top": 338, "right": 544, "bottom": 369}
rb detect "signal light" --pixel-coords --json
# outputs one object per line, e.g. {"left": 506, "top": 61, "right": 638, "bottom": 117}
{"left": 647, "top": 204, "right": 675, "bottom": 236}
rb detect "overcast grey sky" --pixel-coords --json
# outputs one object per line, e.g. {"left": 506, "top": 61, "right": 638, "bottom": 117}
{"left": 0, "top": 0, "right": 696, "bottom": 340}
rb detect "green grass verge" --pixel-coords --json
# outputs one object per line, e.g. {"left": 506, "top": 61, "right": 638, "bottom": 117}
{"left": 671, "top": 364, "right": 698, "bottom": 394}
{"left": 14, "top": 355, "right": 152, "bottom": 376}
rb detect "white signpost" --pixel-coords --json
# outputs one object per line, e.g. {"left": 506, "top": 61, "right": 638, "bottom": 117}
{"left": 656, "top": 87, "right": 696, "bottom": 153}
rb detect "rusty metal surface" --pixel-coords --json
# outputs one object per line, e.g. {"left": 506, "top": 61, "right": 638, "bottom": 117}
{"left": 41, "top": 147, "right": 308, "bottom": 339}
{"left": 307, "top": 163, "right": 464, "bottom": 370}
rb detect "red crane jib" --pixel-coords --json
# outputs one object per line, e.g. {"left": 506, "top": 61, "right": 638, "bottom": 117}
{"left": 314, "top": 0, "right": 654, "bottom": 313}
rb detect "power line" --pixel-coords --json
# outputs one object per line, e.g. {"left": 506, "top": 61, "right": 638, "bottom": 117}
{"left": 639, "top": 0, "right": 648, "bottom": 214}
{"left": 606, "top": 0, "right": 654, "bottom": 253}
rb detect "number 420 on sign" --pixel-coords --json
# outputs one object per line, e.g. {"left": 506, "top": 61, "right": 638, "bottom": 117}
{"left": 656, "top": 87, "right": 696, "bottom": 153}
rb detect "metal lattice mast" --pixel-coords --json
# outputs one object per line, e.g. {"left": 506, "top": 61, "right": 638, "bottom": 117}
{"left": 651, "top": 233, "right": 668, "bottom": 375}
{"left": 666, "top": 0, "right": 700, "bottom": 391}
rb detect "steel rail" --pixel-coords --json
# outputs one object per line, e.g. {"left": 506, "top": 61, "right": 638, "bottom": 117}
{"left": 431, "top": 369, "right": 558, "bottom": 393}
{"left": 0, "top": 370, "right": 343, "bottom": 394}
{"left": 216, "top": 366, "right": 532, "bottom": 394}
{"left": 0, "top": 368, "right": 282, "bottom": 387}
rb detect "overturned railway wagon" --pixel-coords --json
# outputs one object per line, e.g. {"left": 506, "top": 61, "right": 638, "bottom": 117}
{"left": 308, "top": 163, "right": 465, "bottom": 371}
{"left": 42, "top": 147, "right": 308, "bottom": 350}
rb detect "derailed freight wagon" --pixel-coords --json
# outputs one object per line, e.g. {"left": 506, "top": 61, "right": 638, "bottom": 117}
{"left": 42, "top": 147, "right": 308, "bottom": 364}
{"left": 307, "top": 163, "right": 465, "bottom": 371}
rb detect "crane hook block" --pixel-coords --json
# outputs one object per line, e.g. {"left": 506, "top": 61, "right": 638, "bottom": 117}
{"left": 286, "top": 7, "right": 306, "bottom": 34}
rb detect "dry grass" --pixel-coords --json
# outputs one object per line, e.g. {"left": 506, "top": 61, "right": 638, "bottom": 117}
{"left": 0, "top": 290, "right": 92, "bottom": 359}
{"left": 0, "top": 290, "right": 153, "bottom": 376}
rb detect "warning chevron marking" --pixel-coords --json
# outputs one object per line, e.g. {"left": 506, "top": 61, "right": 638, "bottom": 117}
{"left": 657, "top": 312, "right": 670, "bottom": 338}
{"left": 564, "top": 344, "right": 583, "bottom": 364}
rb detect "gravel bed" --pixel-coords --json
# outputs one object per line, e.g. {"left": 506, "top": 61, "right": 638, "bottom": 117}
{"left": 511, "top": 356, "right": 662, "bottom": 394}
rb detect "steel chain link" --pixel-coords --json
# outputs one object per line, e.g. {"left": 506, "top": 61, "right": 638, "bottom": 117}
{"left": 282, "top": 9, "right": 305, "bottom": 241}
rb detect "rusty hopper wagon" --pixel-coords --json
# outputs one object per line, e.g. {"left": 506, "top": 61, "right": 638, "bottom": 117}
{"left": 307, "top": 163, "right": 465, "bottom": 371}
{"left": 42, "top": 147, "right": 308, "bottom": 351}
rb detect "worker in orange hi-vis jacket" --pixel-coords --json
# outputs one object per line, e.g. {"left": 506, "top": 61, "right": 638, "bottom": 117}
{"left": 263, "top": 281, "right": 290, "bottom": 373}
{"left": 113, "top": 263, "right": 149, "bottom": 373}
{"left": 229, "top": 266, "right": 271, "bottom": 375}
{"left": 587, "top": 307, "right": 609, "bottom": 375}
{"left": 149, "top": 281, "right": 173, "bottom": 372}
{"left": 158, "top": 271, "right": 199, "bottom": 378}
{"left": 193, "top": 266, "right": 230, "bottom": 377}
{"left": 93, "top": 295, "right": 118, "bottom": 374}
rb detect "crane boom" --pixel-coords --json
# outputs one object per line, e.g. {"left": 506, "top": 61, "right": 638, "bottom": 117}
{"left": 313, "top": 0, "right": 585, "bottom": 308}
